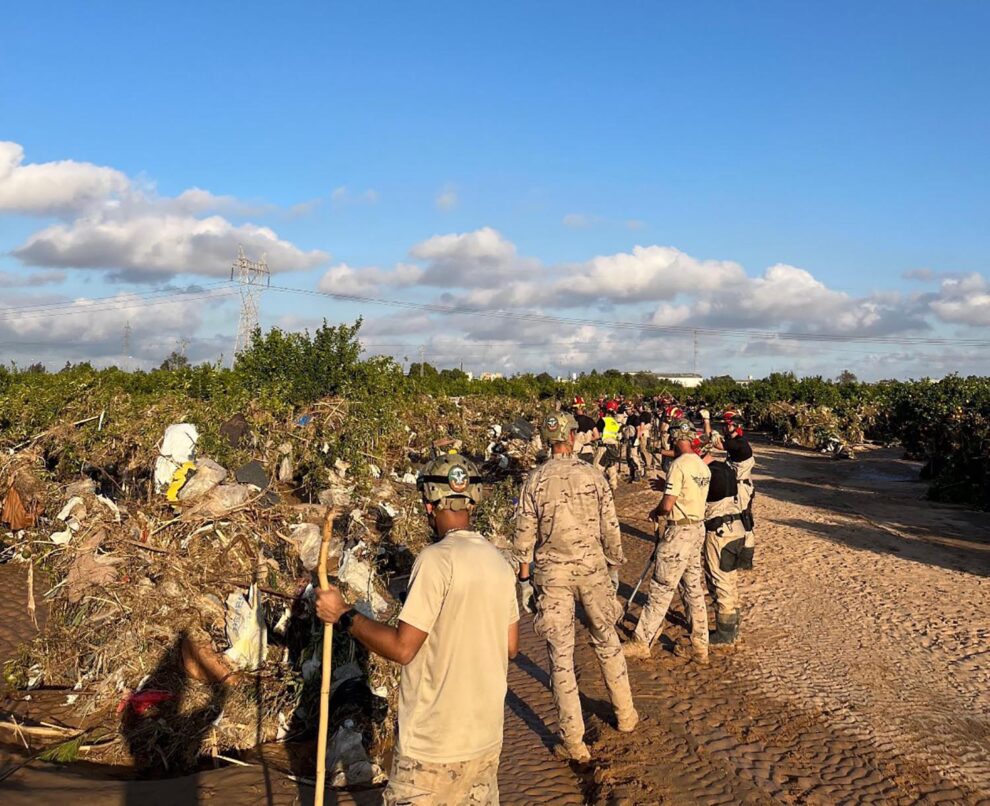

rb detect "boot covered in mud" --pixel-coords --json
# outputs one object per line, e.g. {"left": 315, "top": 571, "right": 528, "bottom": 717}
{"left": 674, "top": 638, "right": 710, "bottom": 665}
{"left": 710, "top": 611, "right": 740, "bottom": 645}
{"left": 616, "top": 707, "right": 639, "bottom": 733}
{"left": 622, "top": 639, "right": 652, "bottom": 659}
{"left": 554, "top": 740, "right": 592, "bottom": 763}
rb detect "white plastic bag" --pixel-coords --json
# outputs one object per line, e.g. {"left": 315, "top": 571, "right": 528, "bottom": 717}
{"left": 223, "top": 584, "right": 267, "bottom": 671}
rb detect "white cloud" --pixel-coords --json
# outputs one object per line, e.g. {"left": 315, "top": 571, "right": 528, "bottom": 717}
{"left": 562, "top": 245, "right": 745, "bottom": 305}
{"left": 14, "top": 212, "right": 328, "bottom": 282}
{"left": 928, "top": 273, "right": 990, "bottom": 326}
{"left": 318, "top": 262, "right": 424, "bottom": 296}
{"left": 625, "top": 219, "right": 646, "bottom": 231}
{"left": 2, "top": 141, "right": 328, "bottom": 282}
{"left": 409, "top": 226, "right": 536, "bottom": 287}
{"left": 0, "top": 141, "right": 130, "bottom": 217}
{"left": 435, "top": 184, "right": 458, "bottom": 211}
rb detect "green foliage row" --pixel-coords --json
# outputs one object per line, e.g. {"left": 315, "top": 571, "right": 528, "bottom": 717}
{"left": 2, "top": 326, "right": 988, "bottom": 509}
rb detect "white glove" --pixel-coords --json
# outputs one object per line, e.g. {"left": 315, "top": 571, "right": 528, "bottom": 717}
{"left": 700, "top": 409, "right": 710, "bottom": 420}
{"left": 517, "top": 579, "right": 535, "bottom": 614}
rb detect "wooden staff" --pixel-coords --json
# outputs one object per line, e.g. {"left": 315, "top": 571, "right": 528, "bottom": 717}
{"left": 314, "top": 507, "right": 336, "bottom": 805}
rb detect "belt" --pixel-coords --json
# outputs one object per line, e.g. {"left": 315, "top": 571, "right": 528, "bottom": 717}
{"left": 667, "top": 518, "right": 701, "bottom": 527}
{"left": 705, "top": 513, "right": 742, "bottom": 532}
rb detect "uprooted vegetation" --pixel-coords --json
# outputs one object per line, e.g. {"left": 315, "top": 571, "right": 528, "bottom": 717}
{"left": 0, "top": 328, "right": 558, "bottom": 781}
{"left": 1, "top": 324, "right": 988, "bottom": 780}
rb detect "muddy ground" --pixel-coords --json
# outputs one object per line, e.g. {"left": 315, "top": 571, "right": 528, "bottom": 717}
{"left": 2, "top": 439, "right": 988, "bottom": 804}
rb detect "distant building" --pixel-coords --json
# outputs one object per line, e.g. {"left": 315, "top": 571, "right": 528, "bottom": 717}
{"left": 733, "top": 375, "right": 755, "bottom": 387}
{"left": 479, "top": 372, "right": 504, "bottom": 381}
{"left": 653, "top": 372, "right": 704, "bottom": 389}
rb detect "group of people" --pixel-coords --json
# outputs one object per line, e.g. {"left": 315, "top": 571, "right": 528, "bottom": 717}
{"left": 314, "top": 397, "right": 756, "bottom": 804}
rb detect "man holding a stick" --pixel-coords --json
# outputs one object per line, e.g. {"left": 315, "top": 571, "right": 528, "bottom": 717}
{"left": 315, "top": 453, "right": 519, "bottom": 805}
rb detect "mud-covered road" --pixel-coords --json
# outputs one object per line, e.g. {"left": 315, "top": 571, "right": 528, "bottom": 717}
{"left": 2, "top": 440, "right": 988, "bottom": 804}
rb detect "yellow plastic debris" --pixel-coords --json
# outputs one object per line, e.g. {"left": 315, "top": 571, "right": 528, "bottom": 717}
{"left": 166, "top": 461, "right": 197, "bottom": 501}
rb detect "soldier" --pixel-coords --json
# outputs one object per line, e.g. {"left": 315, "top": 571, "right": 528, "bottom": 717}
{"left": 514, "top": 413, "right": 638, "bottom": 762}
{"left": 624, "top": 420, "right": 711, "bottom": 663}
{"left": 723, "top": 411, "right": 756, "bottom": 568}
{"left": 702, "top": 453, "right": 746, "bottom": 645}
{"left": 637, "top": 403, "right": 654, "bottom": 478}
{"left": 316, "top": 454, "right": 519, "bottom": 806}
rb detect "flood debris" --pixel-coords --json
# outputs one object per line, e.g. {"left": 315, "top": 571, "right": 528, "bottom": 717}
{"left": 0, "top": 395, "right": 545, "bottom": 782}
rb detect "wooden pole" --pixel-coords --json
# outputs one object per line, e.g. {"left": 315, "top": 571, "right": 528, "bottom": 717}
{"left": 314, "top": 507, "right": 336, "bottom": 805}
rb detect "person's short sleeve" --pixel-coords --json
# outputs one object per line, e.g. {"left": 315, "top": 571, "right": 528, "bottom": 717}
{"left": 507, "top": 573, "right": 520, "bottom": 625}
{"left": 665, "top": 460, "right": 685, "bottom": 498}
{"left": 398, "top": 547, "right": 451, "bottom": 634}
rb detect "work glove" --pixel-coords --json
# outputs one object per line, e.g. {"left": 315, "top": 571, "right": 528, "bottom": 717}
{"left": 517, "top": 579, "right": 535, "bottom": 614}
{"left": 700, "top": 409, "right": 710, "bottom": 421}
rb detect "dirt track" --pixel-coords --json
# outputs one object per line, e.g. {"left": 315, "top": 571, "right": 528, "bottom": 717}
{"left": 2, "top": 439, "right": 989, "bottom": 804}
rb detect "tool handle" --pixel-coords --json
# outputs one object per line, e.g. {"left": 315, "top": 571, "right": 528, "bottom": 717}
{"left": 314, "top": 507, "right": 336, "bottom": 805}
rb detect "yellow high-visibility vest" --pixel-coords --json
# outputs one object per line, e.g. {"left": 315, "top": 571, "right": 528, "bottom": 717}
{"left": 602, "top": 416, "right": 620, "bottom": 444}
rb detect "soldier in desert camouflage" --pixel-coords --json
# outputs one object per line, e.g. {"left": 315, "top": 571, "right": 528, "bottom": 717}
{"left": 624, "top": 419, "right": 712, "bottom": 664}
{"left": 513, "top": 413, "right": 638, "bottom": 763}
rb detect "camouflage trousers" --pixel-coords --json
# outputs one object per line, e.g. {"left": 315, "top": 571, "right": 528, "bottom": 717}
{"left": 638, "top": 438, "right": 654, "bottom": 472}
{"left": 634, "top": 523, "right": 708, "bottom": 648}
{"left": 593, "top": 445, "right": 619, "bottom": 490}
{"left": 704, "top": 520, "right": 745, "bottom": 621}
{"left": 625, "top": 442, "right": 643, "bottom": 479}
{"left": 533, "top": 575, "right": 635, "bottom": 746}
{"left": 383, "top": 749, "right": 501, "bottom": 805}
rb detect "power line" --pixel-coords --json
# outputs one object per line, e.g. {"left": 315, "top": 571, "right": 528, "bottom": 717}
{"left": 0, "top": 280, "right": 236, "bottom": 318}
{"left": 0, "top": 287, "right": 242, "bottom": 323}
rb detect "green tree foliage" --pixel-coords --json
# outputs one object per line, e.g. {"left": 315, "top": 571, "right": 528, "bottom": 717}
{"left": 233, "top": 320, "right": 364, "bottom": 404}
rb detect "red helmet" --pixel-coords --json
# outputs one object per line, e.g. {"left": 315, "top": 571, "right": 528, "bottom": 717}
{"left": 667, "top": 406, "right": 684, "bottom": 419}
{"left": 606, "top": 400, "right": 619, "bottom": 413}
{"left": 573, "top": 396, "right": 585, "bottom": 407}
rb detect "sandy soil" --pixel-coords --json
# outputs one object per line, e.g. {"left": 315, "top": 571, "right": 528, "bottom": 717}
{"left": 2, "top": 438, "right": 988, "bottom": 804}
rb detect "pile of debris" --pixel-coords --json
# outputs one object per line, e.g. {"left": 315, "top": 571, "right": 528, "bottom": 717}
{"left": 0, "top": 394, "right": 546, "bottom": 784}
{"left": 756, "top": 402, "right": 863, "bottom": 455}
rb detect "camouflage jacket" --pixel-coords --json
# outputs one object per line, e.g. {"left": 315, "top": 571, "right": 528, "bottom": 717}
{"left": 512, "top": 455, "right": 623, "bottom": 585}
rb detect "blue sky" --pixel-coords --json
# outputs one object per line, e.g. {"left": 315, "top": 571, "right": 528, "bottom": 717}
{"left": 1, "top": 1, "right": 989, "bottom": 378}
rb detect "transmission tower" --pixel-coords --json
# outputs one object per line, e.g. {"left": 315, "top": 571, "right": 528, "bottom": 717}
{"left": 230, "top": 245, "right": 270, "bottom": 357}
{"left": 122, "top": 321, "right": 132, "bottom": 370}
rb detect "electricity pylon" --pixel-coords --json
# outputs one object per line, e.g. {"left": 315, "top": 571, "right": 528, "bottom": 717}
{"left": 231, "top": 245, "right": 270, "bottom": 357}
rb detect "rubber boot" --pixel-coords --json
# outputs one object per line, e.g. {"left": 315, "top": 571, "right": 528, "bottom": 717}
{"left": 710, "top": 611, "right": 740, "bottom": 645}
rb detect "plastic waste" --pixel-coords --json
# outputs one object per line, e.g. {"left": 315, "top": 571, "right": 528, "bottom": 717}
{"left": 224, "top": 584, "right": 267, "bottom": 671}
{"left": 177, "top": 459, "right": 228, "bottom": 501}
{"left": 154, "top": 424, "right": 199, "bottom": 491}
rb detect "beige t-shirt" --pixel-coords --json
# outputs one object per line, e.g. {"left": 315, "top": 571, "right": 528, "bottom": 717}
{"left": 664, "top": 452, "right": 711, "bottom": 522}
{"left": 397, "top": 529, "right": 519, "bottom": 763}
